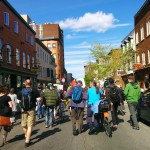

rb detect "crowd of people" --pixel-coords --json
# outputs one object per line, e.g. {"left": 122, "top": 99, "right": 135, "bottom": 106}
{"left": 0, "top": 75, "right": 141, "bottom": 148}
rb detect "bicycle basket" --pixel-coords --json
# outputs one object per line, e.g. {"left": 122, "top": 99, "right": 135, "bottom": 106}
{"left": 98, "top": 100, "right": 110, "bottom": 112}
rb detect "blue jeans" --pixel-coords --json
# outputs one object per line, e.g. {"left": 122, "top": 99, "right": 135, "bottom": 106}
{"left": 37, "top": 104, "right": 45, "bottom": 119}
{"left": 45, "top": 106, "right": 54, "bottom": 126}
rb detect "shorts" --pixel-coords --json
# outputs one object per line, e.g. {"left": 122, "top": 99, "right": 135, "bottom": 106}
{"left": 21, "top": 108, "right": 35, "bottom": 127}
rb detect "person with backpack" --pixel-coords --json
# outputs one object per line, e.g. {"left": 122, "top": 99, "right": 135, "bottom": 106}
{"left": 105, "top": 78, "right": 122, "bottom": 129}
{"left": 87, "top": 80, "right": 103, "bottom": 135}
{"left": 124, "top": 75, "right": 141, "bottom": 130}
{"left": 42, "top": 84, "right": 58, "bottom": 128}
{"left": 65, "top": 80, "right": 87, "bottom": 136}
{"left": 17, "top": 79, "right": 40, "bottom": 148}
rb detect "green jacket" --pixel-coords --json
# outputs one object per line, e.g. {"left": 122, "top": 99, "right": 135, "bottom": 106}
{"left": 124, "top": 82, "right": 141, "bottom": 103}
{"left": 43, "top": 88, "right": 58, "bottom": 106}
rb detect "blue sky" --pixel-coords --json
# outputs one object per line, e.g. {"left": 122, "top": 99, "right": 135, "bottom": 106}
{"left": 8, "top": 0, "right": 146, "bottom": 79}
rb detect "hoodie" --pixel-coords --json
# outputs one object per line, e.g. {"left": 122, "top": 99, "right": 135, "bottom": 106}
{"left": 124, "top": 82, "right": 141, "bottom": 103}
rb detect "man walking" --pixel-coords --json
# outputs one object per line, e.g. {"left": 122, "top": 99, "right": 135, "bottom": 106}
{"left": 65, "top": 80, "right": 87, "bottom": 136}
{"left": 43, "top": 84, "right": 58, "bottom": 128}
{"left": 105, "top": 78, "right": 122, "bottom": 128}
{"left": 18, "top": 79, "right": 40, "bottom": 147}
{"left": 124, "top": 75, "right": 141, "bottom": 130}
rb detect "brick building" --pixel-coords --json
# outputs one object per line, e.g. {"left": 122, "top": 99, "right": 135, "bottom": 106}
{"left": 0, "top": 0, "right": 37, "bottom": 92}
{"left": 30, "top": 22, "right": 65, "bottom": 80}
{"left": 134, "top": 0, "right": 150, "bottom": 89}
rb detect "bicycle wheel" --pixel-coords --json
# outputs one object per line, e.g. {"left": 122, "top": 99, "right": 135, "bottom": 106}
{"left": 103, "top": 117, "right": 112, "bottom": 137}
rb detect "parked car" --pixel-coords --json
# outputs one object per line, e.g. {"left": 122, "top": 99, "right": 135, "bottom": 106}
{"left": 138, "top": 89, "right": 150, "bottom": 122}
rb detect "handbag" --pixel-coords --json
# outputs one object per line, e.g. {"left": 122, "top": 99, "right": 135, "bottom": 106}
{"left": 0, "top": 116, "right": 12, "bottom": 126}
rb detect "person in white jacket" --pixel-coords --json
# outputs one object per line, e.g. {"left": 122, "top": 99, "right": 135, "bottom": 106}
{"left": 8, "top": 88, "right": 17, "bottom": 123}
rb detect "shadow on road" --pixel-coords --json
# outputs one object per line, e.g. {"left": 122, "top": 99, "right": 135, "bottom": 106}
{"left": 7, "top": 129, "right": 40, "bottom": 143}
{"left": 31, "top": 127, "right": 61, "bottom": 145}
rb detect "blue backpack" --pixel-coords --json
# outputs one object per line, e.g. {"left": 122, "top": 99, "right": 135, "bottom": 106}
{"left": 21, "top": 88, "right": 33, "bottom": 111}
{"left": 72, "top": 86, "right": 82, "bottom": 104}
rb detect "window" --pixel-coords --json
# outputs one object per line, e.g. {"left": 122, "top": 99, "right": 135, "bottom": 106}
{"left": 135, "top": 32, "right": 139, "bottom": 44}
{"left": 47, "top": 43, "right": 51, "bottom": 49}
{"left": 140, "top": 27, "right": 144, "bottom": 41}
{"left": 32, "top": 57, "right": 34, "bottom": 67}
{"left": 4, "top": 12, "right": 9, "bottom": 26}
{"left": 25, "top": 32, "right": 28, "bottom": 42}
{"left": 52, "top": 43, "right": 56, "bottom": 49}
{"left": 6, "top": 45, "right": 11, "bottom": 63}
{"left": 142, "top": 52, "right": 146, "bottom": 65}
{"left": 27, "top": 55, "right": 30, "bottom": 69}
{"left": 137, "top": 55, "right": 140, "bottom": 63}
{"left": 146, "top": 20, "right": 150, "bottom": 37}
{"left": 16, "top": 48, "right": 20, "bottom": 66}
{"left": 23, "top": 53, "right": 26, "bottom": 68}
{"left": 53, "top": 54, "right": 56, "bottom": 59}
{"left": 30, "top": 36, "right": 34, "bottom": 46}
{"left": 0, "top": 39, "right": 3, "bottom": 61}
{"left": 14, "top": 21, "right": 18, "bottom": 33}
{"left": 148, "top": 50, "right": 150, "bottom": 64}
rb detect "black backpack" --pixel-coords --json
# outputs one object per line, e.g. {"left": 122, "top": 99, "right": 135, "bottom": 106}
{"left": 21, "top": 88, "right": 33, "bottom": 111}
{"left": 109, "top": 86, "right": 120, "bottom": 103}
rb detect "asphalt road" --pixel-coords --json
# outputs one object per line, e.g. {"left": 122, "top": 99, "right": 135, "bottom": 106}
{"left": 0, "top": 104, "right": 150, "bottom": 150}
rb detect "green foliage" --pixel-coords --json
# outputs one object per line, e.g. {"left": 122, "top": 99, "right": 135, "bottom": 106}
{"left": 85, "top": 43, "right": 124, "bottom": 80}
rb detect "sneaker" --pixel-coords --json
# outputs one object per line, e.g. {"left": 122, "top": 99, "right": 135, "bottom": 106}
{"left": 113, "top": 125, "right": 118, "bottom": 128}
{"left": 132, "top": 126, "right": 140, "bottom": 130}
{"left": 45, "top": 125, "right": 49, "bottom": 128}
{"left": 24, "top": 142, "right": 32, "bottom": 148}
{"left": 73, "top": 130, "right": 78, "bottom": 136}
{"left": 88, "top": 127, "right": 94, "bottom": 135}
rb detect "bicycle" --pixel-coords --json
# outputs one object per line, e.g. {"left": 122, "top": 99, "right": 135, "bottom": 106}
{"left": 99, "top": 100, "right": 112, "bottom": 137}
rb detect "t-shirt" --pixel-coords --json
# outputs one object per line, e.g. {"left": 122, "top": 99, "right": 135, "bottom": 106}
{"left": 17, "top": 87, "right": 40, "bottom": 108}
{"left": 87, "top": 87, "right": 103, "bottom": 104}
{"left": 0, "top": 95, "right": 12, "bottom": 117}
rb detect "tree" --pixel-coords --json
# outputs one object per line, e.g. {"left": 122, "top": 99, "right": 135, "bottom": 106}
{"left": 85, "top": 43, "right": 123, "bottom": 80}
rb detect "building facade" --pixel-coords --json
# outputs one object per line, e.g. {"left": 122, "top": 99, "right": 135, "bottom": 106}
{"left": 30, "top": 23, "right": 65, "bottom": 80}
{"left": 35, "top": 38, "right": 56, "bottom": 86}
{"left": 134, "top": 0, "right": 150, "bottom": 89}
{"left": 0, "top": 0, "right": 37, "bottom": 92}
{"left": 121, "top": 29, "right": 136, "bottom": 72}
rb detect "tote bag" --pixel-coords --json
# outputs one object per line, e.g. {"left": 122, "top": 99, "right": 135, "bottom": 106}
{"left": 0, "top": 116, "right": 12, "bottom": 126}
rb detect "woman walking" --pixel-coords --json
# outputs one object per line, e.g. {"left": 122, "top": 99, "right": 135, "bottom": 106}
{"left": 87, "top": 80, "right": 103, "bottom": 135}
{"left": 8, "top": 88, "right": 17, "bottom": 123}
{"left": 0, "top": 84, "right": 13, "bottom": 147}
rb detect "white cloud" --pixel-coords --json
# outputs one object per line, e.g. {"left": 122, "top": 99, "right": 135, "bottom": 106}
{"left": 65, "top": 42, "right": 91, "bottom": 49}
{"left": 57, "top": 11, "right": 130, "bottom": 33}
